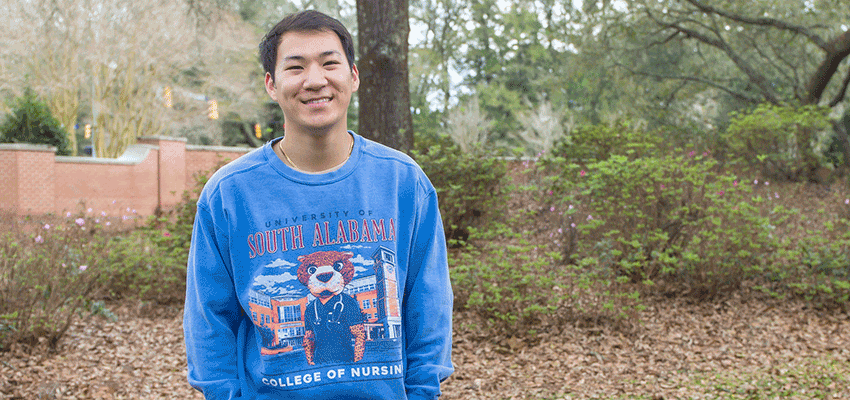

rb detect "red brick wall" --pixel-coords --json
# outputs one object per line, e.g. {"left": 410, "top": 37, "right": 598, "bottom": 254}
{"left": 184, "top": 145, "right": 248, "bottom": 191}
{"left": 0, "top": 148, "right": 19, "bottom": 213}
{"left": 0, "top": 139, "right": 249, "bottom": 217}
{"left": 54, "top": 147, "right": 160, "bottom": 216}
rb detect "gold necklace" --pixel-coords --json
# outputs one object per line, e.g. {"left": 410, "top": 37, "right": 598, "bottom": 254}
{"left": 278, "top": 135, "right": 354, "bottom": 172}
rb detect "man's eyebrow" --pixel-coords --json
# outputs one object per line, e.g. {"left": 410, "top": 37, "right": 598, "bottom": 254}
{"left": 282, "top": 50, "right": 343, "bottom": 62}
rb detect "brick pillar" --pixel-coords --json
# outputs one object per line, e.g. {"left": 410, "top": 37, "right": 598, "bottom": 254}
{"left": 0, "top": 144, "right": 56, "bottom": 215}
{"left": 137, "top": 136, "right": 187, "bottom": 211}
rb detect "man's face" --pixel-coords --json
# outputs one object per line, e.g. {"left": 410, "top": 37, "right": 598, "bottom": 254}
{"left": 264, "top": 30, "right": 359, "bottom": 136}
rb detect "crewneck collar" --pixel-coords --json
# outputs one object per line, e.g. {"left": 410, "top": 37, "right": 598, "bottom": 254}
{"left": 266, "top": 131, "right": 362, "bottom": 185}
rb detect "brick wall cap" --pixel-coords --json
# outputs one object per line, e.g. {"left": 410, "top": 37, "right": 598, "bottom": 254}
{"left": 137, "top": 135, "right": 188, "bottom": 143}
{"left": 56, "top": 144, "right": 157, "bottom": 165}
{"left": 0, "top": 143, "right": 57, "bottom": 152}
{"left": 186, "top": 144, "right": 252, "bottom": 153}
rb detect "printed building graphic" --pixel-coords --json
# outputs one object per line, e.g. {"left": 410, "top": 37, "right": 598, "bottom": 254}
{"left": 248, "top": 292, "right": 308, "bottom": 355}
{"left": 248, "top": 246, "right": 402, "bottom": 354}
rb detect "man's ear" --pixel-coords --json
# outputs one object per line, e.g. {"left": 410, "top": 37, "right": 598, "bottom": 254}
{"left": 351, "top": 64, "right": 360, "bottom": 92}
{"left": 264, "top": 72, "right": 277, "bottom": 101}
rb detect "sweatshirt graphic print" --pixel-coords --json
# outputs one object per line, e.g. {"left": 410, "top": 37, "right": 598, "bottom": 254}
{"left": 246, "top": 225, "right": 404, "bottom": 387}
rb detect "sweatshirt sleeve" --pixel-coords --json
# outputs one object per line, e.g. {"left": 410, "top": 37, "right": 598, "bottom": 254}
{"left": 403, "top": 185, "right": 454, "bottom": 400}
{"left": 183, "top": 201, "right": 244, "bottom": 400}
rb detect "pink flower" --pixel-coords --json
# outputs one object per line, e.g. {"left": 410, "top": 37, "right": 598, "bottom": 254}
{"left": 754, "top": 179, "right": 758, "bottom": 185}
{"left": 587, "top": 215, "right": 593, "bottom": 220}
{"left": 163, "top": 232, "right": 172, "bottom": 237}
{"left": 43, "top": 224, "right": 50, "bottom": 230}
{"left": 845, "top": 199, "right": 849, "bottom": 205}
{"left": 570, "top": 223, "right": 576, "bottom": 228}
{"left": 75, "top": 218, "right": 85, "bottom": 226}
{"left": 702, "top": 151, "right": 709, "bottom": 156}
{"left": 580, "top": 170, "right": 586, "bottom": 177}
{"left": 717, "top": 191, "right": 725, "bottom": 195}
{"left": 105, "top": 221, "right": 111, "bottom": 226}
{"left": 733, "top": 180, "right": 738, "bottom": 186}
{"left": 79, "top": 265, "right": 88, "bottom": 272}
{"left": 87, "top": 208, "right": 92, "bottom": 213}
{"left": 568, "top": 205, "right": 574, "bottom": 210}
{"left": 547, "top": 190, "right": 553, "bottom": 195}
{"left": 550, "top": 206, "right": 555, "bottom": 212}
{"left": 660, "top": 184, "right": 665, "bottom": 190}
{"left": 66, "top": 211, "right": 72, "bottom": 218}
{"left": 557, "top": 228, "right": 563, "bottom": 234}
{"left": 765, "top": 181, "right": 770, "bottom": 186}
{"left": 688, "top": 151, "right": 696, "bottom": 157}
{"left": 95, "top": 219, "right": 100, "bottom": 223}
{"left": 35, "top": 235, "right": 44, "bottom": 244}
{"left": 101, "top": 211, "right": 107, "bottom": 217}
{"left": 774, "top": 192, "right": 779, "bottom": 199}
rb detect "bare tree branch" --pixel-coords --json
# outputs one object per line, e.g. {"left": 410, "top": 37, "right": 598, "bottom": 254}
{"left": 614, "top": 61, "right": 762, "bottom": 104}
{"left": 829, "top": 66, "right": 850, "bottom": 107}
{"left": 683, "top": 0, "right": 828, "bottom": 49}
{"left": 644, "top": 8, "right": 780, "bottom": 103}
{"left": 805, "top": 30, "right": 850, "bottom": 104}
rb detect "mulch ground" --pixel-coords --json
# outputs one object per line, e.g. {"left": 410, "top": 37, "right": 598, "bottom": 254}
{"left": 2, "top": 294, "right": 848, "bottom": 399}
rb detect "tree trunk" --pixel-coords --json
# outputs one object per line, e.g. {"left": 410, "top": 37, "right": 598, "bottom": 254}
{"left": 356, "top": 0, "right": 414, "bottom": 153}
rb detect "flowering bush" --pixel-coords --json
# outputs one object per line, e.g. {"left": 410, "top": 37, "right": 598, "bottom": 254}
{"left": 0, "top": 212, "right": 111, "bottom": 350}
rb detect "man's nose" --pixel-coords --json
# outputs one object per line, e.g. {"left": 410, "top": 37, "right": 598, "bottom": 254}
{"left": 304, "top": 64, "right": 328, "bottom": 89}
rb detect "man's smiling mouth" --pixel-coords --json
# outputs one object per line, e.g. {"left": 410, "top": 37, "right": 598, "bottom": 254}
{"left": 304, "top": 97, "right": 331, "bottom": 104}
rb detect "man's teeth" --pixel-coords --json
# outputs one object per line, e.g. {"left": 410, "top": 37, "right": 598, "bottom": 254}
{"left": 306, "top": 98, "right": 330, "bottom": 104}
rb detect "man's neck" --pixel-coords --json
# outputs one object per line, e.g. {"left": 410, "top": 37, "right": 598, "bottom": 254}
{"left": 276, "top": 128, "right": 352, "bottom": 173}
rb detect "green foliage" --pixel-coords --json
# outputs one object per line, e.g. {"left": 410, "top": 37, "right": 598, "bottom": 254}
{"left": 0, "top": 88, "right": 71, "bottom": 155}
{"left": 541, "top": 150, "right": 777, "bottom": 299}
{"left": 723, "top": 103, "right": 831, "bottom": 181}
{"left": 412, "top": 132, "right": 510, "bottom": 243}
{"left": 543, "top": 121, "right": 662, "bottom": 166}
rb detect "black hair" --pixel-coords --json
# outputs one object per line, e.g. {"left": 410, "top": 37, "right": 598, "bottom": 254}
{"left": 259, "top": 10, "right": 356, "bottom": 83}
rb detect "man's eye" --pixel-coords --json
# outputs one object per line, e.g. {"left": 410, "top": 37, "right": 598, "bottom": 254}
{"left": 324, "top": 61, "right": 340, "bottom": 66}
{"left": 285, "top": 65, "right": 303, "bottom": 71}
{"left": 307, "top": 266, "right": 317, "bottom": 274}
{"left": 333, "top": 261, "right": 344, "bottom": 272}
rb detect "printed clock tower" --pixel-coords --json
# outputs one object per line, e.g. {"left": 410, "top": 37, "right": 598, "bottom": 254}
{"left": 372, "top": 246, "right": 402, "bottom": 339}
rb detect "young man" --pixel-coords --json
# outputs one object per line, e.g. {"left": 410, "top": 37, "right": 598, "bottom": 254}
{"left": 183, "top": 10, "right": 454, "bottom": 400}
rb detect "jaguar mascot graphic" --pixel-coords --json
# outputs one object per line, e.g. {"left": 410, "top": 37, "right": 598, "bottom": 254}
{"left": 296, "top": 251, "right": 366, "bottom": 365}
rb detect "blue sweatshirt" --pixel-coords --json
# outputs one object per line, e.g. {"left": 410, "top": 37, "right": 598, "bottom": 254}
{"left": 183, "top": 133, "right": 453, "bottom": 400}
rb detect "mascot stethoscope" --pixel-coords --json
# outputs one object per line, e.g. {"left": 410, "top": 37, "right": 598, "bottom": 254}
{"left": 313, "top": 295, "right": 345, "bottom": 325}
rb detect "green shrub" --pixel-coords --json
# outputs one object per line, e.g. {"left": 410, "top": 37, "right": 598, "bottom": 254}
{"left": 723, "top": 103, "right": 831, "bottom": 181}
{"left": 541, "top": 150, "right": 778, "bottom": 299}
{"left": 544, "top": 121, "right": 662, "bottom": 166}
{"left": 0, "top": 88, "right": 72, "bottom": 155}
{"left": 758, "top": 217, "right": 850, "bottom": 309}
{"left": 449, "top": 223, "right": 642, "bottom": 337}
{"left": 0, "top": 213, "right": 109, "bottom": 350}
{"left": 412, "top": 132, "right": 510, "bottom": 243}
